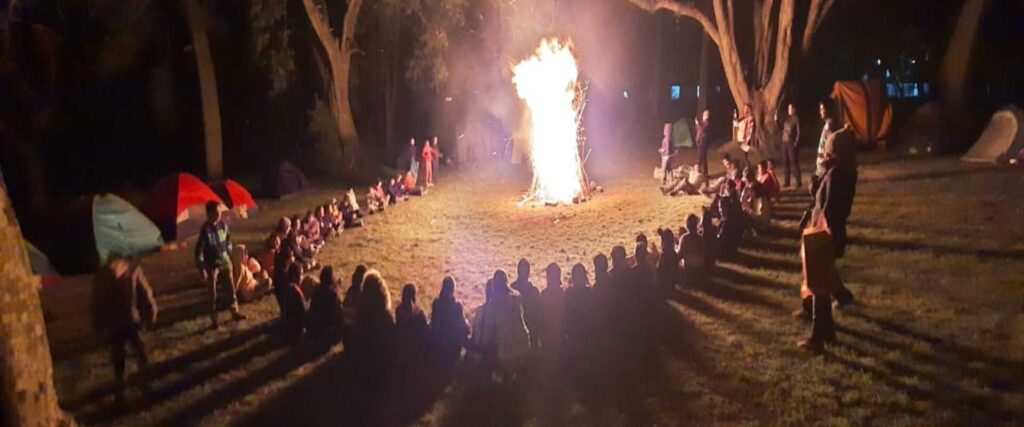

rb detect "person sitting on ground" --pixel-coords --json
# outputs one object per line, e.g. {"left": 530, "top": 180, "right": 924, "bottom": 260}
{"left": 319, "top": 204, "right": 339, "bottom": 238}
{"left": 564, "top": 263, "right": 592, "bottom": 349}
{"left": 280, "top": 264, "right": 308, "bottom": 344}
{"left": 662, "top": 163, "right": 707, "bottom": 196}
{"left": 341, "top": 264, "right": 367, "bottom": 347}
{"left": 702, "top": 155, "right": 739, "bottom": 195}
{"left": 395, "top": 284, "right": 430, "bottom": 375}
{"left": 632, "top": 241, "right": 656, "bottom": 292}
{"left": 656, "top": 228, "right": 679, "bottom": 293}
{"left": 609, "top": 245, "right": 630, "bottom": 289}
{"left": 266, "top": 217, "right": 291, "bottom": 250}
{"left": 741, "top": 167, "right": 769, "bottom": 229}
{"left": 302, "top": 210, "right": 323, "bottom": 247}
{"left": 431, "top": 276, "right": 469, "bottom": 372}
{"left": 699, "top": 206, "right": 718, "bottom": 272}
{"left": 475, "top": 270, "right": 530, "bottom": 382}
{"left": 403, "top": 171, "right": 426, "bottom": 196}
{"left": 377, "top": 180, "right": 392, "bottom": 205}
{"left": 510, "top": 258, "right": 541, "bottom": 349}
{"left": 307, "top": 266, "right": 344, "bottom": 343}
{"left": 340, "top": 198, "right": 364, "bottom": 228}
{"left": 366, "top": 183, "right": 388, "bottom": 214}
{"left": 282, "top": 227, "right": 317, "bottom": 272}
{"left": 351, "top": 270, "right": 396, "bottom": 393}
{"left": 713, "top": 180, "right": 746, "bottom": 260}
{"left": 93, "top": 254, "right": 157, "bottom": 403}
{"left": 760, "top": 160, "right": 781, "bottom": 202}
{"left": 539, "top": 263, "right": 566, "bottom": 356}
{"left": 678, "top": 214, "right": 706, "bottom": 286}
{"left": 233, "top": 244, "right": 272, "bottom": 303}
{"left": 388, "top": 177, "right": 407, "bottom": 203}
{"left": 345, "top": 188, "right": 362, "bottom": 215}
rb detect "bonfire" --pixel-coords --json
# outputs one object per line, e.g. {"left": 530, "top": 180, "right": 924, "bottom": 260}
{"left": 512, "top": 38, "right": 593, "bottom": 206}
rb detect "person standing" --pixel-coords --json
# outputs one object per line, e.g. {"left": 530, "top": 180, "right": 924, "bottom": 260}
{"left": 734, "top": 104, "right": 755, "bottom": 149}
{"left": 432, "top": 137, "right": 443, "bottom": 182}
{"left": 694, "top": 110, "right": 711, "bottom": 176}
{"left": 92, "top": 254, "right": 157, "bottom": 403}
{"left": 195, "top": 201, "right": 245, "bottom": 329}
{"left": 407, "top": 138, "right": 419, "bottom": 175}
{"left": 658, "top": 122, "right": 674, "bottom": 184}
{"left": 422, "top": 140, "right": 435, "bottom": 187}
{"left": 816, "top": 122, "right": 858, "bottom": 259}
{"left": 814, "top": 101, "right": 837, "bottom": 182}
{"left": 781, "top": 103, "right": 802, "bottom": 188}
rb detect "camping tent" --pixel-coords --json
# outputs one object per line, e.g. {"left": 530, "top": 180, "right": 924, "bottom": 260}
{"left": 142, "top": 173, "right": 226, "bottom": 240}
{"left": 24, "top": 240, "right": 60, "bottom": 288}
{"left": 262, "top": 161, "right": 310, "bottom": 198}
{"left": 831, "top": 80, "right": 894, "bottom": 147}
{"left": 962, "top": 106, "right": 1024, "bottom": 163}
{"left": 672, "top": 118, "right": 695, "bottom": 149}
{"left": 211, "top": 179, "right": 258, "bottom": 218}
{"left": 93, "top": 193, "right": 165, "bottom": 263}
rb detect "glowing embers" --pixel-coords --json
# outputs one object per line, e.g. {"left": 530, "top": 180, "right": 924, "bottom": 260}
{"left": 512, "top": 38, "right": 589, "bottom": 206}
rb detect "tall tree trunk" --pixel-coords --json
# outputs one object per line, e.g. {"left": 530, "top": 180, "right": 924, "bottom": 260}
{"left": 181, "top": 0, "right": 223, "bottom": 179}
{"left": 301, "top": 0, "right": 361, "bottom": 173}
{"left": 0, "top": 185, "right": 73, "bottom": 427}
{"left": 382, "top": 4, "right": 400, "bottom": 149}
{"left": 697, "top": 29, "right": 709, "bottom": 114}
{"left": 940, "top": 0, "right": 985, "bottom": 112}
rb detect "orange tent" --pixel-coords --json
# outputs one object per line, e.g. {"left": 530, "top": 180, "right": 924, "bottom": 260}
{"left": 831, "top": 80, "right": 894, "bottom": 147}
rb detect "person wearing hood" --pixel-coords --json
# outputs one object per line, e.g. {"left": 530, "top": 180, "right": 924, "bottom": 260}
{"left": 431, "top": 276, "right": 469, "bottom": 371}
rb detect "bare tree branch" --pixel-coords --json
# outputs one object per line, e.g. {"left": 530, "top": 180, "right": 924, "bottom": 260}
{"left": 801, "top": 0, "right": 835, "bottom": 54}
{"left": 623, "top": 0, "right": 720, "bottom": 46}
{"left": 765, "top": 0, "right": 794, "bottom": 102}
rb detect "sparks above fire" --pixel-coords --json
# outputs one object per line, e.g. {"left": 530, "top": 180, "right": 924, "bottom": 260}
{"left": 512, "top": 38, "right": 591, "bottom": 206}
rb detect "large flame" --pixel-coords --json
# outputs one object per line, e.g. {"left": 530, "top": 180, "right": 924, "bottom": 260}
{"left": 512, "top": 38, "right": 584, "bottom": 205}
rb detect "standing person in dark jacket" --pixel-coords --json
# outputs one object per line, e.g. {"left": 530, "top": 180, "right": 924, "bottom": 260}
{"left": 694, "top": 109, "right": 711, "bottom": 175}
{"left": 781, "top": 103, "right": 802, "bottom": 188}
{"left": 195, "top": 201, "right": 244, "bottom": 329}
{"left": 510, "top": 258, "right": 541, "bottom": 349}
{"left": 815, "top": 124, "right": 859, "bottom": 258}
{"left": 93, "top": 254, "right": 157, "bottom": 403}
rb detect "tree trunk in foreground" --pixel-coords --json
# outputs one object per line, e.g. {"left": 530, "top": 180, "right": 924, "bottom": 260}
{"left": 182, "top": 0, "right": 224, "bottom": 179}
{"left": 0, "top": 185, "right": 74, "bottom": 427}
{"left": 301, "top": 0, "right": 362, "bottom": 173}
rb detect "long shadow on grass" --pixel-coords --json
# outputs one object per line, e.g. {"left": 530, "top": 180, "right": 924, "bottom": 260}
{"left": 75, "top": 326, "right": 284, "bottom": 425}
{"left": 61, "top": 321, "right": 276, "bottom": 413}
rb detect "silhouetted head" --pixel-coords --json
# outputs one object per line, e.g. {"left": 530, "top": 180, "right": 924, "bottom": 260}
{"left": 545, "top": 263, "right": 561, "bottom": 290}
{"left": 320, "top": 266, "right": 335, "bottom": 289}
{"left": 440, "top": 276, "right": 456, "bottom": 300}
{"left": 206, "top": 201, "right": 221, "bottom": 222}
{"left": 402, "top": 283, "right": 417, "bottom": 305}
{"left": 517, "top": 258, "right": 531, "bottom": 281}
{"left": 492, "top": 270, "right": 509, "bottom": 295}
{"left": 659, "top": 228, "right": 675, "bottom": 250}
{"left": 819, "top": 101, "right": 830, "bottom": 120}
{"left": 635, "top": 242, "right": 648, "bottom": 264}
{"left": 570, "top": 263, "right": 589, "bottom": 288}
{"left": 593, "top": 253, "right": 609, "bottom": 276}
{"left": 351, "top": 264, "right": 368, "bottom": 290}
{"left": 277, "top": 217, "right": 291, "bottom": 233}
{"left": 686, "top": 214, "right": 700, "bottom": 233}
{"left": 610, "top": 246, "right": 627, "bottom": 270}
{"left": 360, "top": 269, "right": 392, "bottom": 313}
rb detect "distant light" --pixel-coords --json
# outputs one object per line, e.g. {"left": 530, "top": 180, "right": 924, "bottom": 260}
{"left": 911, "top": 59, "right": 917, "bottom": 65}
{"left": 670, "top": 85, "right": 681, "bottom": 100}
{"left": 716, "top": 86, "right": 722, "bottom": 94}
{"left": 623, "top": 91, "right": 629, "bottom": 99}
{"left": 886, "top": 69, "right": 891, "bottom": 78}
{"left": 696, "top": 85, "right": 701, "bottom": 98}
{"left": 876, "top": 59, "right": 882, "bottom": 65}
{"left": 445, "top": 96, "right": 453, "bottom": 102}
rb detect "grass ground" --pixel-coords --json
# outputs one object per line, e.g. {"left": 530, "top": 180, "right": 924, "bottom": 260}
{"left": 44, "top": 152, "right": 1024, "bottom": 426}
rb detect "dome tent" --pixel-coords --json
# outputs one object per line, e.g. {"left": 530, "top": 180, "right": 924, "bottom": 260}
{"left": 142, "top": 173, "right": 227, "bottom": 241}
{"left": 211, "top": 179, "right": 258, "bottom": 219}
{"left": 92, "top": 193, "right": 165, "bottom": 264}
{"left": 962, "top": 106, "right": 1024, "bottom": 163}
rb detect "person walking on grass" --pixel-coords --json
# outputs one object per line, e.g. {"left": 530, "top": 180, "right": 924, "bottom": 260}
{"left": 93, "top": 254, "right": 157, "bottom": 404}
{"left": 195, "top": 201, "right": 245, "bottom": 329}
{"left": 781, "top": 103, "right": 802, "bottom": 188}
